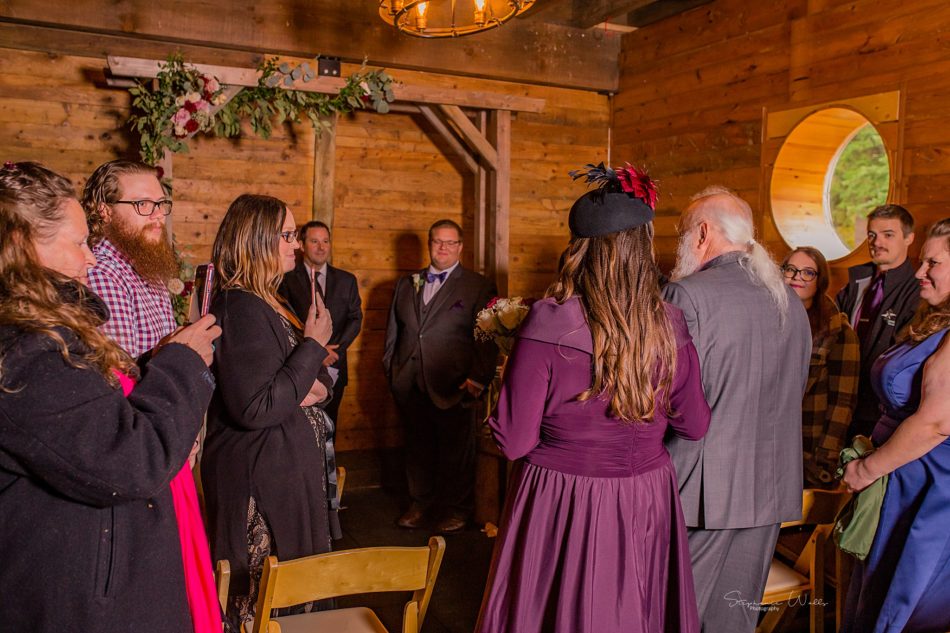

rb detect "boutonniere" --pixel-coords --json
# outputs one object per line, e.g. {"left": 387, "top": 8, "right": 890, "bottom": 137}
{"left": 881, "top": 309, "right": 897, "bottom": 327}
{"left": 411, "top": 273, "right": 424, "bottom": 293}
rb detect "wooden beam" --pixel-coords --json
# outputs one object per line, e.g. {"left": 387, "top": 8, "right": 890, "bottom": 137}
{"left": 0, "top": 0, "right": 619, "bottom": 92}
{"left": 107, "top": 56, "right": 546, "bottom": 113}
{"left": 312, "top": 114, "right": 337, "bottom": 231}
{"left": 487, "top": 110, "right": 511, "bottom": 296}
{"left": 570, "top": 0, "right": 655, "bottom": 29}
{"left": 474, "top": 111, "right": 489, "bottom": 277}
{"left": 626, "top": 0, "right": 713, "bottom": 27}
{"left": 417, "top": 106, "right": 479, "bottom": 174}
{"left": 438, "top": 105, "right": 498, "bottom": 170}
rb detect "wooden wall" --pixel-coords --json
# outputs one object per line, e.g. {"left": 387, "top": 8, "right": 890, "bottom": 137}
{"left": 0, "top": 47, "right": 608, "bottom": 450}
{"left": 614, "top": 0, "right": 950, "bottom": 285}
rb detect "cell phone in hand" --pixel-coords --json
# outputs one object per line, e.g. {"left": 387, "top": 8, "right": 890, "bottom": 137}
{"left": 187, "top": 263, "right": 216, "bottom": 323}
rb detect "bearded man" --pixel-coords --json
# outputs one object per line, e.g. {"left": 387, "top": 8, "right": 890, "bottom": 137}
{"left": 663, "top": 186, "right": 812, "bottom": 633}
{"left": 82, "top": 160, "right": 179, "bottom": 357}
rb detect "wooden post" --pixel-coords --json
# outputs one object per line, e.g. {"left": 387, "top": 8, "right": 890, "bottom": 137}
{"left": 487, "top": 110, "right": 510, "bottom": 296}
{"left": 312, "top": 113, "right": 338, "bottom": 233}
{"left": 158, "top": 150, "right": 174, "bottom": 245}
{"left": 473, "top": 111, "right": 488, "bottom": 277}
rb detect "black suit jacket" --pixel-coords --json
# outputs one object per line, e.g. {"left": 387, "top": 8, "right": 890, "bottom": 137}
{"left": 383, "top": 265, "right": 498, "bottom": 409}
{"left": 279, "top": 261, "right": 363, "bottom": 387}
{"left": 834, "top": 259, "right": 920, "bottom": 429}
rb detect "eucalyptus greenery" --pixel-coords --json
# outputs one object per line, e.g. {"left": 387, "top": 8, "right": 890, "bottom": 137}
{"left": 128, "top": 53, "right": 395, "bottom": 166}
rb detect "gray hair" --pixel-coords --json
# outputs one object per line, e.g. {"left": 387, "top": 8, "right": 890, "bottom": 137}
{"left": 692, "top": 186, "right": 790, "bottom": 320}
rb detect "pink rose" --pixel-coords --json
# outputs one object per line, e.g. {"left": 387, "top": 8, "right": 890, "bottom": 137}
{"left": 171, "top": 108, "right": 191, "bottom": 126}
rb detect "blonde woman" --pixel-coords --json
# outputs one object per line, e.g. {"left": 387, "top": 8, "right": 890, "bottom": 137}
{"left": 199, "top": 194, "right": 335, "bottom": 632}
{"left": 0, "top": 161, "right": 219, "bottom": 632}
{"left": 842, "top": 218, "right": 950, "bottom": 633}
{"left": 476, "top": 165, "right": 710, "bottom": 633}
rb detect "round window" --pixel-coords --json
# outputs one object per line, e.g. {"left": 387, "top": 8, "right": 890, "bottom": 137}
{"left": 771, "top": 108, "right": 891, "bottom": 260}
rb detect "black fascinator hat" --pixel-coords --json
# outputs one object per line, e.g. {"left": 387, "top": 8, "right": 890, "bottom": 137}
{"left": 567, "top": 162, "right": 658, "bottom": 238}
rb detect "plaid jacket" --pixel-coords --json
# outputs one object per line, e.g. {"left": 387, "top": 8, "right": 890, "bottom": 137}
{"left": 88, "top": 238, "right": 177, "bottom": 358}
{"left": 802, "top": 297, "right": 860, "bottom": 488}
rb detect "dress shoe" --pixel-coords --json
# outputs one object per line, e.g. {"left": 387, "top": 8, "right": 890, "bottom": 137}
{"left": 396, "top": 506, "right": 427, "bottom": 529}
{"left": 434, "top": 515, "right": 467, "bottom": 534}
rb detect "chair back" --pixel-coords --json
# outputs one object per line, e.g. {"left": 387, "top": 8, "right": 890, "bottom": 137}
{"left": 252, "top": 536, "right": 445, "bottom": 633}
{"left": 783, "top": 489, "right": 851, "bottom": 576}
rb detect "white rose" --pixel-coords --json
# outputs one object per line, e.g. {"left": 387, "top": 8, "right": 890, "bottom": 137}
{"left": 185, "top": 91, "right": 202, "bottom": 104}
{"left": 497, "top": 303, "right": 525, "bottom": 330}
{"left": 167, "top": 278, "right": 185, "bottom": 295}
{"left": 476, "top": 309, "right": 495, "bottom": 332}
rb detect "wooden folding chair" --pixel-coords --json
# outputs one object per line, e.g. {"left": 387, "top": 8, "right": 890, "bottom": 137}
{"left": 756, "top": 489, "right": 851, "bottom": 633}
{"left": 249, "top": 536, "right": 446, "bottom": 633}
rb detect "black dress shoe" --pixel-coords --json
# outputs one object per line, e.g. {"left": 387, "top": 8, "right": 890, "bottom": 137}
{"left": 396, "top": 506, "right": 426, "bottom": 529}
{"left": 434, "top": 515, "right": 467, "bottom": 534}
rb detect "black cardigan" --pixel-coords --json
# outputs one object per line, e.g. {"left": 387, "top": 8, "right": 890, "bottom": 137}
{"left": 0, "top": 326, "right": 214, "bottom": 633}
{"left": 201, "top": 289, "right": 333, "bottom": 595}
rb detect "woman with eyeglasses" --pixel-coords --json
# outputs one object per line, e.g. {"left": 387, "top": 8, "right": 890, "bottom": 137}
{"left": 781, "top": 247, "right": 860, "bottom": 488}
{"left": 0, "top": 161, "right": 221, "bottom": 632}
{"left": 199, "top": 194, "right": 336, "bottom": 632}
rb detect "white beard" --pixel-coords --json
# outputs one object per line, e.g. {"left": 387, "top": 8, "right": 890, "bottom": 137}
{"left": 671, "top": 235, "right": 702, "bottom": 281}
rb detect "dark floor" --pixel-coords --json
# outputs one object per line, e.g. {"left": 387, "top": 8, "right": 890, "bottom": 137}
{"left": 334, "top": 485, "right": 495, "bottom": 633}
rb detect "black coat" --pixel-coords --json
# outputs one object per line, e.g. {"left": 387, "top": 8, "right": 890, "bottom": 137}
{"left": 201, "top": 289, "right": 333, "bottom": 594}
{"left": 835, "top": 259, "right": 920, "bottom": 433}
{"left": 279, "top": 262, "right": 363, "bottom": 387}
{"left": 0, "top": 324, "right": 214, "bottom": 633}
{"left": 382, "top": 265, "right": 497, "bottom": 409}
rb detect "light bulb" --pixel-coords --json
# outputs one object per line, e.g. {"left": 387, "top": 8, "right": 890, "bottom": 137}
{"left": 473, "top": 0, "right": 486, "bottom": 25}
{"left": 414, "top": 2, "right": 428, "bottom": 29}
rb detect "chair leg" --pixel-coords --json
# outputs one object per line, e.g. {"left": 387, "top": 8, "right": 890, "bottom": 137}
{"left": 756, "top": 602, "right": 788, "bottom": 633}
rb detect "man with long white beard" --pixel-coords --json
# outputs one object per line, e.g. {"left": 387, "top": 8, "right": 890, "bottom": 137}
{"left": 82, "top": 160, "right": 179, "bottom": 358}
{"left": 663, "top": 186, "right": 811, "bottom": 633}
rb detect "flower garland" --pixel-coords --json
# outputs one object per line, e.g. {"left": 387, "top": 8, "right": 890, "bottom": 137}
{"left": 128, "top": 53, "right": 395, "bottom": 166}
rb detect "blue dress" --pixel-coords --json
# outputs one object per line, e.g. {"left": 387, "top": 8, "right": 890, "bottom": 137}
{"left": 842, "top": 327, "right": 950, "bottom": 633}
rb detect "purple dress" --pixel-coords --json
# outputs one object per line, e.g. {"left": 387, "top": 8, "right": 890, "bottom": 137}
{"left": 475, "top": 297, "right": 711, "bottom": 633}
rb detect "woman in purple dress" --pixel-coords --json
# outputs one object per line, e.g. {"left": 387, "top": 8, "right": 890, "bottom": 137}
{"left": 475, "top": 164, "right": 711, "bottom": 633}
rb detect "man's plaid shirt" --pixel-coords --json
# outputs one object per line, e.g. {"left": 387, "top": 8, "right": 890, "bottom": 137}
{"left": 88, "top": 238, "right": 177, "bottom": 358}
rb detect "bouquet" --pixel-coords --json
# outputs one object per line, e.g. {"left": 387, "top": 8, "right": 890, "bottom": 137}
{"left": 474, "top": 296, "right": 533, "bottom": 356}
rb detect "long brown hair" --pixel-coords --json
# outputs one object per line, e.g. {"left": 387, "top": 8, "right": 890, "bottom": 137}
{"left": 782, "top": 246, "right": 834, "bottom": 339}
{"left": 0, "top": 161, "right": 134, "bottom": 387}
{"left": 546, "top": 223, "right": 676, "bottom": 422}
{"left": 212, "top": 193, "right": 295, "bottom": 320}
{"left": 904, "top": 218, "right": 950, "bottom": 342}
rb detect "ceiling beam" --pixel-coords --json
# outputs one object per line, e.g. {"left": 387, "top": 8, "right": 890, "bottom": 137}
{"left": 570, "top": 0, "right": 655, "bottom": 29}
{"left": 0, "top": 0, "right": 619, "bottom": 92}
{"left": 626, "top": 0, "right": 714, "bottom": 27}
{"left": 107, "top": 56, "right": 546, "bottom": 113}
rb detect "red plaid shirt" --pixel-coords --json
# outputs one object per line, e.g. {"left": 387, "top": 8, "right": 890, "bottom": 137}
{"left": 88, "top": 238, "right": 177, "bottom": 358}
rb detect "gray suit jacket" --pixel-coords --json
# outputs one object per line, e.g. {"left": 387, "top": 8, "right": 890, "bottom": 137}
{"left": 382, "top": 265, "right": 498, "bottom": 409}
{"left": 663, "top": 251, "right": 811, "bottom": 529}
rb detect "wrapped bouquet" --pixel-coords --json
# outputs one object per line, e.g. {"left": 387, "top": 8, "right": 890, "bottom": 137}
{"left": 475, "top": 296, "right": 533, "bottom": 356}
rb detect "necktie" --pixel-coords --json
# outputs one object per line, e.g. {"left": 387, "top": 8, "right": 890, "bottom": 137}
{"left": 426, "top": 271, "right": 448, "bottom": 284}
{"left": 855, "top": 273, "right": 885, "bottom": 344}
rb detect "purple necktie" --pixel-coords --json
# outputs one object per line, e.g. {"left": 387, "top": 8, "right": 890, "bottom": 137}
{"left": 855, "top": 273, "right": 885, "bottom": 343}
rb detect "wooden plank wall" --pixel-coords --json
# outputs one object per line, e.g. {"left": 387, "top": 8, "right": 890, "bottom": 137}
{"left": 614, "top": 0, "right": 950, "bottom": 285}
{"left": 0, "top": 47, "right": 608, "bottom": 450}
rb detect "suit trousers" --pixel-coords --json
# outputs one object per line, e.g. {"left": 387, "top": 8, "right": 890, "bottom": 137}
{"left": 398, "top": 386, "right": 476, "bottom": 518}
{"left": 688, "top": 523, "right": 781, "bottom": 633}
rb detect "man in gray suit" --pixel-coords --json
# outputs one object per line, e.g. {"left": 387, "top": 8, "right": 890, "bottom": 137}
{"left": 383, "top": 219, "right": 497, "bottom": 533}
{"left": 663, "top": 186, "right": 811, "bottom": 632}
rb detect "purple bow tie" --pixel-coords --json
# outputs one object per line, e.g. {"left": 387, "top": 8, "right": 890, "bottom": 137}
{"left": 426, "top": 271, "right": 448, "bottom": 284}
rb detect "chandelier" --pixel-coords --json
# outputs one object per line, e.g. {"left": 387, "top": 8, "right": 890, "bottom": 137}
{"left": 379, "top": 0, "right": 536, "bottom": 38}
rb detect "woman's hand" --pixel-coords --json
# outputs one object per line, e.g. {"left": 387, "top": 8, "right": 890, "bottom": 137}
{"left": 165, "top": 314, "right": 221, "bottom": 366}
{"left": 842, "top": 458, "right": 878, "bottom": 493}
{"left": 304, "top": 292, "right": 333, "bottom": 347}
{"left": 301, "top": 377, "right": 328, "bottom": 406}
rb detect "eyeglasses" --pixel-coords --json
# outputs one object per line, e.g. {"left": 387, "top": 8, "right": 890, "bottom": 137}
{"left": 782, "top": 265, "right": 818, "bottom": 282}
{"left": 431, "top": 239, "right": 461, "bottom": 248}
{"left": 278, "top": 231, "right": 298, "bottom": 244}
{"left": 114, "top": 199, "right": 173, "bottom": 217}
